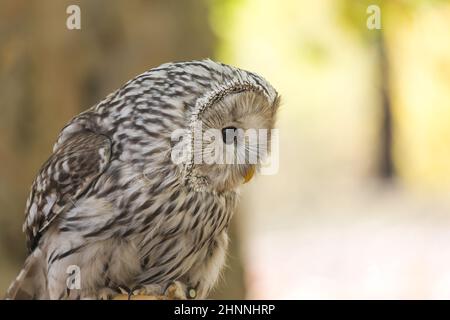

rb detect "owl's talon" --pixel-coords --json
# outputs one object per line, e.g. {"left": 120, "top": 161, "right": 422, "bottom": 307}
{"left": 96, "top": 288, "right": 117, "bottom": 300}
{"left": 112, "top": 284, "right": 168, "bottom": 300}
{"left": 98, "top": 293, "right": 111, "bottom": 300}
{"left": 118, "top": 286, "right": 129, "bottom": 295}
{"left": 132, "top": 287, "right": 146, "bottom": 296}
{"left": 109, "top": 286, "right": 134, "bottom": 300}
{"left": 164, "top": 281, "right": 191, "bottom": 300}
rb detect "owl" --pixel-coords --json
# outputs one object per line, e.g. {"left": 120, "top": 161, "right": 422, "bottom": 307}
{"left": 6, "top": 59, "right": 279, "bottom": 300}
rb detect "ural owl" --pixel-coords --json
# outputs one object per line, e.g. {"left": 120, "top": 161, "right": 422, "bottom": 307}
{"left": 6, "top": 59, "right": 279, "bottom": 299}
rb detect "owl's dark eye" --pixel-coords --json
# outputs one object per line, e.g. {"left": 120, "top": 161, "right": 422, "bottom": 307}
{"left": 222, "top": 126, "right": 238, "bottom": 145}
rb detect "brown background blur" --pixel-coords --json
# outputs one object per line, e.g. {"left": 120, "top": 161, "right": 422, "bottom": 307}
{"left": 2, "top": 0, "right": 450, "bottom": 299}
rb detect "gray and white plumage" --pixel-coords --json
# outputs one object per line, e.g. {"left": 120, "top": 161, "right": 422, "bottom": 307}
{"left": 6, "top": 59, "right": 279, "bottom": 299}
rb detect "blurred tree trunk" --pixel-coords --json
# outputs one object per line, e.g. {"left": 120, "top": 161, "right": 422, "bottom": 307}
{"left": 337, "top": 1, "right": 396, "bottom": 181}
{"left": 376, "top": 31, "right": 394, "bottom": 180}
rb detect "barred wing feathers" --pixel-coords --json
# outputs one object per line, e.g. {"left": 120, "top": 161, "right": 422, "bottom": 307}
{"left": 23, "top": 132, "right": 111, "bottom": 251}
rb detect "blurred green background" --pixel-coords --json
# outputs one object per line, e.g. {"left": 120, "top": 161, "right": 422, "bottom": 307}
{"left": 1, "top": 0, "right": 450, "bottom": 299}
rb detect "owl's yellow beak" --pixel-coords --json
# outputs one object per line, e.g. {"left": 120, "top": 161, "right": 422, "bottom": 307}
{"left": 243, "top": 166, "right": 256, "bottom": 184}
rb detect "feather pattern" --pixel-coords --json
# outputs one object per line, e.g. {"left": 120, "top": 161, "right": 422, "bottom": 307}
{"left": 6, "top": 59, "right": 279, "bottom": 299}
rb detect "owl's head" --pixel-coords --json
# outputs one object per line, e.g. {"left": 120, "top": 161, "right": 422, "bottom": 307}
{"left": 172, "top": 60, "right": 280, "bottom": 193}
